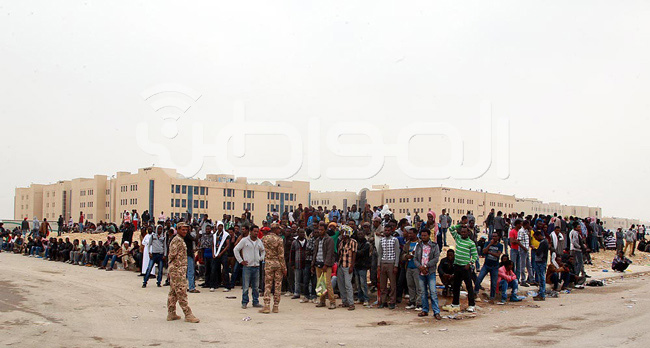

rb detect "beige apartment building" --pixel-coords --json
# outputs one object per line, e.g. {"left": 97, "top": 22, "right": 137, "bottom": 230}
{"left": 14, "top": 167, "right": 310, "bottom": 225}
{"left": 309, "top": 190, "right": 361, "bottom": 210}
{"left": 12, "top": 169, "right": 622, "bottom": 227}
{"left": 603, "top": 217, "right": 648, "bottom": 231}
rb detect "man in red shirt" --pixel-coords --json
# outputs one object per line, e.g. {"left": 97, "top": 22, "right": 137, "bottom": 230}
{"left": 508, "top": 219, "right": 522, "bottom": 281}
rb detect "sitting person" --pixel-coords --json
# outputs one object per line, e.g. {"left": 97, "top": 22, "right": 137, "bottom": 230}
{"left": 612, "top": 250, "right": 632, "bottom": 272}
{"left": 546, "top": 256, "right": 570, "bottom": 291}
{"left": 121, "top": 241, "right": 135, "bottom": 271}
{"left": 99, "top": 242, "right": 121, "bottom": 271}
{"left": 497, "top": 260, "right": 521, "bottom": 304}
{"left": 437, "top": 249, "right": 455, "bottom": 297}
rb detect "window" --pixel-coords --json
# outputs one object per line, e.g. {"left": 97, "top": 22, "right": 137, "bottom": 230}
{"left": 171, "top": 198, "right": 174, "bottom": 207}
{"left": 200, "top": 200, "right": 205, "bottom": 209}
{"left": 200, "top": 187, "right": 205, "bottom": 195}
{"left": 171, "top": 185, "right": 175, "bottom": 193}
{"left": 88, "top": 189, "right": 94, "bottom": 195}
{"left": 181, "top": 199, "right": 186, "bottom": 208}
{"left": 194, "top": 186, "right": 199, "bottom": 195}
{"left": 182, "top": 185, "right": 187, "bottom": 194}
{"left": 194, "top": 200, "right": 199, "bottom": 209}
{"left": 175, "top": 185, "right": 180, "bottom": 194}
{"left": 175, "top": 199, "right": 180, "bottom": 207}
{"left": 251, "top": 203, "right": 254, "bottom": 211}
{"left": 205, "top": 201, "right": 208, "bottom": 209}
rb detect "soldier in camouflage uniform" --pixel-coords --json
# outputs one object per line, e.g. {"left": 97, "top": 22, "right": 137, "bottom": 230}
{"left": 167, "top": 222, "right": 200, "bottom": 323}
{"left": 260, "top": 223, "right": 287, "bottom": 313}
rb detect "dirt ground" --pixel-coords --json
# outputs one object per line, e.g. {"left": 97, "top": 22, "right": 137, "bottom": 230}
{"left": 1, "top": 252, "right": 650, "bottom": 348}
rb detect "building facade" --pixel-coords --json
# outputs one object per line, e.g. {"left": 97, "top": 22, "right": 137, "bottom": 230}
{"left": 12, "top": 169, "right": 621, "bottom": 227}
{"left": 14, "top": 167, "right": 310, "bottom": 225}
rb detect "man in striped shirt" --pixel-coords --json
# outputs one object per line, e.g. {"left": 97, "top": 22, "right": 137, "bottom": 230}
{"left": 442, "top": 223, "right": 478, "bottom": 313}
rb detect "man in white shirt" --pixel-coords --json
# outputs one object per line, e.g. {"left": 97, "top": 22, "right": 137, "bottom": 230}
{"left": 569, "top": 225, "right": 586, "bottom": 277}
{"left": 234, "top": 225, "right": 265, "bottom": 309}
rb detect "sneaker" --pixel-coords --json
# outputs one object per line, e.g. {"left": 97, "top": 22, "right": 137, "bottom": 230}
{"left": 252, "top": 303, "right": 263, "bottom": 308}
{"left": 241, "top": 304, "right": 247, "bottom": 309}
{"left": 533, "top": 296, "right": 546, "bottom": 301}
{"left": 210, "top": 288, "right": 215, "bottom": 292}
{"left": 300, "top": 298, "right": 309, "bottom": 303}
{"left": 520, "top": 282, "right": 530, "bottom": 287}
{"left": 142, "top": 284, "right": 147, "bottom": 288}
{"left": 509, "top": 296, "right": 522, "bottom": 302}
{"left": 497, "top": 300, "right": 506, "bottom": 305}
{"left": 363, "top": 301, "right": 370, "bottom": 307}
{"left": 442, "top": 304, "right": 460, "bottom": 312}
{"left": 388, "top": 304, "right": 396, "bottom": 310}
{"left": 223, "top": 288, "right": 231, "bottom": 292}
{"left": 405, "top": 304, "right": 416, "bottom": 310}
{"left": 378, "top": 303, "right": 386, "bottom": 309}
{"left": 404, "top": 294, "right": 410, "bottom": 299}
{"left": 292, "top": 295, "right": 300, "bottom": 299}
{"left": 466, "top": 306, "right": 475, "bottom": 312}
{"left": 415, "top": 307, "right": 422, "bottom": 311}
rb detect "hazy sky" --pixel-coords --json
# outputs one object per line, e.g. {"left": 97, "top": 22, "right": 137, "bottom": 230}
{"left": 2, "top": 1, "right": 649, "bottom": 222}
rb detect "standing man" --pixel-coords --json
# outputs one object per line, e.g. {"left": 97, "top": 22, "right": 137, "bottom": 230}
{"left": 414, "top": 229, "right": 441, "bottom": 319}
{"left": 290, "top": 228, "right": 309, "bottom": 300}
{"left": 570, "top": 224, "right": 586, "bottom": 278}
{"left": 377, "top": 223, "right": 400, "bottom": 309}
{"left": 402, "top": 227, "right": 422, "bottom": 310}
{"left": 439, "top": 209, "right": 450, "bottom": 247}
{"left": 313, "top": 222, "right": 337, "bottom": 309}
{"left": 337, "top": 225, "right": 358, "bottom": 310}
{"left": 260, "top": 223, "right": 287, "bottom": 314}
{"left": 624, "top": 225, "right": 637, "bottom": 257}
{"left": 234, "top": 225, "right": 265, "bottom": 309}
{"left": 143, "top": 225, "right": 167, "bottom": 288}
{"left": 57, "top": 215, "right": 64, "bottom": 236}
{"left": 442, "top": 225, "right": 478, "bottom": 313}
{"left": 485, "top": 209, "right": 495, "bottom": 239}
{"left": 167, "top": 223, "right": 199, "bottom": 323}
{"left": 494, "top": 211, "right": 507, "bottom": 254}
{"left": 78, "top": 212, "right": 84, "bottom": 233}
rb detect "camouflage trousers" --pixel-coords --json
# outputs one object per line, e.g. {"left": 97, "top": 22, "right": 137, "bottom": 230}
{"left": 264, "top": 267, "right": 283, "bottom": 306}
{"left": 167, "top": 268, "right": 192, "bottom": 316}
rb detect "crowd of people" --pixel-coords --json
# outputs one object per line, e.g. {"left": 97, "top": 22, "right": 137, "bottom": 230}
{"left": 1, "top": 204, "right": 648, "bottom": 322}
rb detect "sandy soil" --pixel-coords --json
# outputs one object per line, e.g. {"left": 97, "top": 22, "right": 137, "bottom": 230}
{"left": 1, "top": 252, "right": 650, "bottom": 348}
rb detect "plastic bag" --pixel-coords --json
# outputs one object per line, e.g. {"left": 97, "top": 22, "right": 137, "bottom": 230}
{"left": 316, "top": 273, "right": 328, "bottom": 297}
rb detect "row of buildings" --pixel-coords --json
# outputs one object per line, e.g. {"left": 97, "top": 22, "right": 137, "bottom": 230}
{"left": 12, "top": 167, "right": 647, "bottom": 230}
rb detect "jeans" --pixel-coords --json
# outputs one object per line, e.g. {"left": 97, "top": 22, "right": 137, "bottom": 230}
{"left": 499, "top": 279, "right": 519, "bottom": 301}
{"left": 30, "top": 246, "right": 42, "bottom": 256}
{"left": 230, "top": 262, "right": 242, "bottom": 289}
{"left": 354, "top": 268, "right": 369, "bottom": 303}
{"left": 488, "top": 225, "right": 494, "bottom": 239}
{"left": 474, "top": 263, "right": 499, "bottom": 299}
{"left": 241, "top": 266, "right": 260, "bottom": 306}
{"left": 102, "top": 254, "right": 118, "bottom": 269}
{"left": 533, "top": 262, "right": 546, "bottom": 298}
{"left": 510, "top": 249, "right": 520, "bottom": 281}
{"left": 294, "top": 266, "right": 310, "bottom": 297}
{"left": 518, "top": 248, "right": 531, "bottom": 283}
{"left": 143, "top": 253, "right": 164, "bottom": 285}
{"left": 452, "top": 265, "right": 475, "bottom": 306}
{"left": 419, "top": 273, "right": 440, "bottom": 314}
{"left": 405, "top": 268, "right": 422, "bottom": 306}
{"left": 440, "top": 227, "right": 448, "bottom": 246}
{"left": 187, "top": 256, "right": 196, "bottom": 290}
{"left": 337, "top": 266, "right": 354, "bottom": 306}
{"left": 571, "top": 250, "right": 585, "bottom": 276}
{"left": 550, "top": 272, "right": 570, "bottom": 290}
